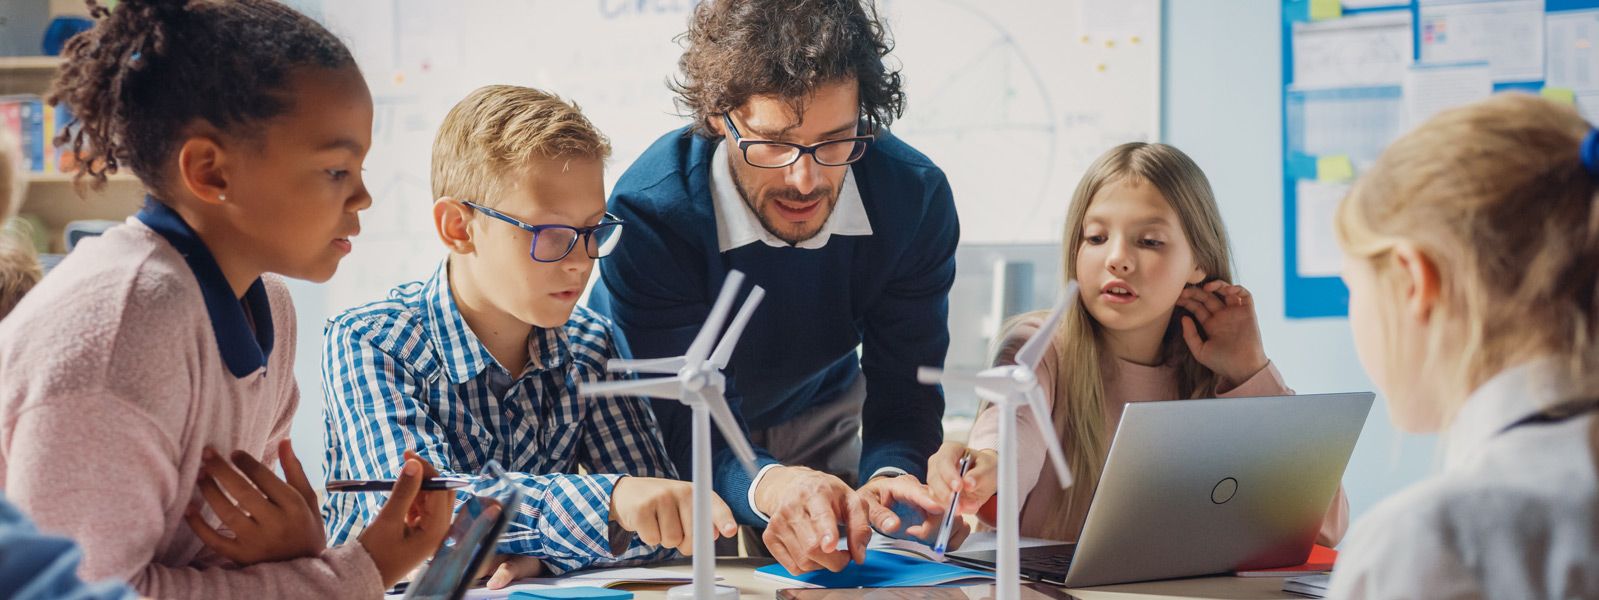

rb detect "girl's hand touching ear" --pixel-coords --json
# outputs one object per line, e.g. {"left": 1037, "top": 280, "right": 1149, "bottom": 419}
{"left": 1177, "top": 280, "right": 1269, "bottom": 386}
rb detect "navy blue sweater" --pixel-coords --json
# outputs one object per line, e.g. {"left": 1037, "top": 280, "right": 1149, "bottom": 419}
{"left": 590, "top": 127, "right": 958, "bottom": 526}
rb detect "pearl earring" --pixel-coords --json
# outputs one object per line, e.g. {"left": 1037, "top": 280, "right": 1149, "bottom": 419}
{"left": 219, "top": 194, "right": 227, "bottom": 201}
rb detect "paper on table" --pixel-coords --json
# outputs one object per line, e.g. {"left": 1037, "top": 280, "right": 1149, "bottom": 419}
{"left": 1547, "top": 9, "right": 1599, "bottom": 93}
{"left": 1296, "top": 180, "right": 1352, "bottom": 279}
{"left": 1292, "top": 11, "right": 1414, "bottom": 89}
{"left": 866, "top": 531, "right": 1061, "bottom": 562}
{"left": 387, "top": 567, "right": 715, "bottom": 600}
{"left": 1419, "top": 0, "right": 1544, "bottom": 83}
{"left": 1402, "top": 62, "right": 1492, "bottom": 130}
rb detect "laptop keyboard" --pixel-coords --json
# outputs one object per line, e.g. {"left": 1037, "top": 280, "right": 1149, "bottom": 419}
{"left": 1022, "top": 551, "right": 1076, "bottom": 571}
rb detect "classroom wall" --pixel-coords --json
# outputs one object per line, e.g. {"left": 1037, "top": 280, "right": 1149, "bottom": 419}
{"left": 278, "top": 0, "right": 1441, "bottom": 527}
{"left": 1163, "top": 0, "right": 1439, "bottom": 523}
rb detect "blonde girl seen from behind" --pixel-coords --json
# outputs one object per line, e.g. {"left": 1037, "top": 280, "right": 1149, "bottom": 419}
{"left": 1328, "top": 92, "right": 1599, "bottom": 599}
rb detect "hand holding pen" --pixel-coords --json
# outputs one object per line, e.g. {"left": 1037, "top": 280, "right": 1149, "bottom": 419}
{"left": 927, "top": 441, "right": 1001, "bottom": 516}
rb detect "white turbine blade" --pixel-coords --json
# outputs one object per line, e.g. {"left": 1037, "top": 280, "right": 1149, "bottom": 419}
{"left": 918, "top": 366, "right": 1013, "bottom": 388}
{"left": 1025, "top": 387, "right": 1073, "bottom": 488}
{"left": 580, "top": 378, "right": 684, "bottom": 401}
{"left": 606, "top": 356, "right": 685, "bottom": 374}
{"left": 710, "top": 285, "right": 765, "bottom": 370}
{"left": 696, "top": 387, "right": 759, "bottom": 476}
{"left": 1015, "top": 280, "right": 1080, "bottom": 370}
{"left": 685, "top": 271, "right": 746, "bottom": 367}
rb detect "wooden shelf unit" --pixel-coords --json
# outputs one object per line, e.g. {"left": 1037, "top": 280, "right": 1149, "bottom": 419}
{"left": 5, "top": 55, "right": 144, "bottom": 251}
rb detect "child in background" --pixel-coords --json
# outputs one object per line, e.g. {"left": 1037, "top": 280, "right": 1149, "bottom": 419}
{"left": 322, "top": 85, "right": 736, "bottom": 589}
{"left": 0, "top": 127, "right": 41, "bottom": 320}
{"left": 927, "top": 142, "right": 1348, "bottom": 546}
{"left": 1328, "top": 94, "right": 1599, "bottom": 598}
{"left": 0, "top": 235, "right": 41, "bottom": 320}
{"left": 0, "top": 1, "right": 451, "bottom": 598}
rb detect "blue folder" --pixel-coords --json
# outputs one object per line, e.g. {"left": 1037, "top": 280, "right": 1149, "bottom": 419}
{"left": 754, "top": 550, "right": 996, "bottom": 588}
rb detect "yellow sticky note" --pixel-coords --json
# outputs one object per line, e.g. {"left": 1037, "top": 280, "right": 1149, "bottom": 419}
{"left": 1542, "top": 87, "right": 1576, "bottom": 105}
{"left": 1310, "top": 0, "right": 1343, "bottom": 21}
{"left": 1317, "top": 155, "right": 1354, "bottom": 182}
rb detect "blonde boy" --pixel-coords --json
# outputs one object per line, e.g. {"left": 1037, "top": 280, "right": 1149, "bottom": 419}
{"left": 321, "top": 86, "right": 734, "bottom": 587}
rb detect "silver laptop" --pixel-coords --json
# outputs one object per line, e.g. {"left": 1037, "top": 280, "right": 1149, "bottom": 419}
{"left": 946, "top": 392, "right": 1373, "bottom": 588}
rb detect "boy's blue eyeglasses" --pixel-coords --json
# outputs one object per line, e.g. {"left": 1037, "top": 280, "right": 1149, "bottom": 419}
{"left": 462, "top": 201, "right": 625, "bottom": 263}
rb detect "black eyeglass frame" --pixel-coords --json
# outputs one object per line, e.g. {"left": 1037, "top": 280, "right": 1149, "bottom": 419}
{"left": 720, "top": 113, "right": 875, "bottom": 169}
{"left": 462, "top": 201, "right": 625, "bottom": 263}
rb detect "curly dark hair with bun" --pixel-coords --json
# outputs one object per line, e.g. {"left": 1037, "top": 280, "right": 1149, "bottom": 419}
{"left": 47, "top": 0, "right": 355, "bottom": 196}
{"left": 672, "top": 0, "right": 905, "bottom": 137}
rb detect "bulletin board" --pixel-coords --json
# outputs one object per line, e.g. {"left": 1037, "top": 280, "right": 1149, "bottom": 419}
{"left": 1281, "top": 0, "right": 1599, "bottom": 318}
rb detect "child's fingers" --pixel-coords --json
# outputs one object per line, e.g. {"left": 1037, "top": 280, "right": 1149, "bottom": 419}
{"left": 631, "top": 504, "right": 662, "bottom": 547}
{"left": 1181, "top": 316, "right": 1205, "bottom": 355}
{"left": 1193, "top": 285, "right": 1229, "bottom": 314}
{"left": 1177, "top": 297, "right": 1213, "bottom": 323}
{"left": 277, "top": 440, "right": 320, "bottom": 515}
{"left": 486, "top": 555, "right": 542, "bottom": 589}
{"left": 403, "top": 450, "right": 442, "bottom": 478}
{"left": 375, "top": 459, "right": 424, "bottom": 527}
{"left": 184, "top": 504, "right": 245, "bottom": 559}
{"left": 230, "top": 450, "right": 301, "bottom": 512}
{"left": 1229, "top": 285, "right": 1253, "bottom": 307}
{"left": 965, "top": 451, "right": 998, "bottom": 495}
{"left": 664, "top": 501, "right": 690, "bottom": 554}
{"left": 711, "top": 495, "right": 738, "bottom": 539}
{"left": 926, "top": 442, "right": 966, "bottom": 503}
{"left": 196, "top": 472, "right": 255, "bottom": 531}
{"left": 201, "top": 449, "right": 273, "bottom": 518}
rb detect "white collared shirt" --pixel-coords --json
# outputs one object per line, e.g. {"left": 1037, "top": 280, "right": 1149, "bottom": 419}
{"left": 1328, "top": 360, "right": 1599, "bottom": 599}
{"left": 710, "top": 140, "right": 873, "bottom": 252}
{"left": 709, "top": 140, "right": 899, "bottom": 521}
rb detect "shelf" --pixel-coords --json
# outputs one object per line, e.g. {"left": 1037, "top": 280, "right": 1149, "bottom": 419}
{"left": 18, "top": 174, "right": 144, "bottom": 252}
{"left": 25, "top": 172, "right": 138, "bottom": 184}
{"left": 0, "top": 56, "right": 64, "bottom": 96}
{"left": 0, "top": 56, "right": 64, "bottom": 71}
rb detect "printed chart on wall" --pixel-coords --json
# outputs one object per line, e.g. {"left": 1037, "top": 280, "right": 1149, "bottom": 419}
{"left": 310, "top": 0, "right": 1162, "bottom": 317}
{"left": 1282, "top": 0, "right": 1599, "bottom": 318}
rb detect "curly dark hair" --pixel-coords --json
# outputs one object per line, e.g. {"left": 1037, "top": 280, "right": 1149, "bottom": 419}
{"left": 672, "top": 0, "right": 906, "bottom": 137}
{"left": 46, "top": 0, "right": 355, "bottom": 196}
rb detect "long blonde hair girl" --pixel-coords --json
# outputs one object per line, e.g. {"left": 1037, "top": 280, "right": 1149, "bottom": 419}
{"left": 1336, "top": 93, "right": 1599, "bottom": 419}
{"left": 989, "top": 142, "right": 1235, "bottom": 541}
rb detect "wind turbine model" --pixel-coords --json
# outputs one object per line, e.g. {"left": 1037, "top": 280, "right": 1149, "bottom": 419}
{"left": 917, "top": 281, "right": 1079, "bottom": 600}
{"left": 580, "top": 270, "right": 763, "bottom": 600}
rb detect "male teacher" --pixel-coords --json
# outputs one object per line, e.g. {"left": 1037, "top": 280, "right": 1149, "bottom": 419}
{"left": 590, "top": 0, "right": 962, "bottom": 575}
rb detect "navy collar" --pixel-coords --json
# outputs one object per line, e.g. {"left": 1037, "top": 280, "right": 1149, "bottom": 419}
{"left": 136, "top": 197, "right": 274, "bottom": 378}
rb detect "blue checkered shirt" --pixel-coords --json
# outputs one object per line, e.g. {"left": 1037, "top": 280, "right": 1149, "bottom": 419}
{"left": 320, "top": 260, "right": 679, "bottom": 574}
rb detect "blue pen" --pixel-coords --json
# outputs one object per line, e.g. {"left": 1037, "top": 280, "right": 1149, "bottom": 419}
{"left": 932, "top": 451, "right": 971, "bottom": 555}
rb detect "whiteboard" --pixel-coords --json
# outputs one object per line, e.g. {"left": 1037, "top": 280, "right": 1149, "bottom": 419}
{"left": 313, "top": 0, "right": 1162, "bottom": 316}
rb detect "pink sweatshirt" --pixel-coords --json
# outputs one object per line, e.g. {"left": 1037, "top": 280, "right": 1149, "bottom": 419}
{"left": 968, "top": 318, "right": 1349, "bottom": 546}
{"left": 0, "top": 217, "right": 384, "bottom": 599}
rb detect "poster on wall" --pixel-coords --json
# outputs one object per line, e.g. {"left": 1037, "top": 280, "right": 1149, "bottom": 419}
{"left": 1280, "top": 0, "right": 1596, "bottom": 318}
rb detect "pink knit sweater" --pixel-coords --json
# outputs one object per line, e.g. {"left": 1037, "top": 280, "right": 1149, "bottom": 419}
{"left": 0, "top": 219, "right": 383, "bottom": 598}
